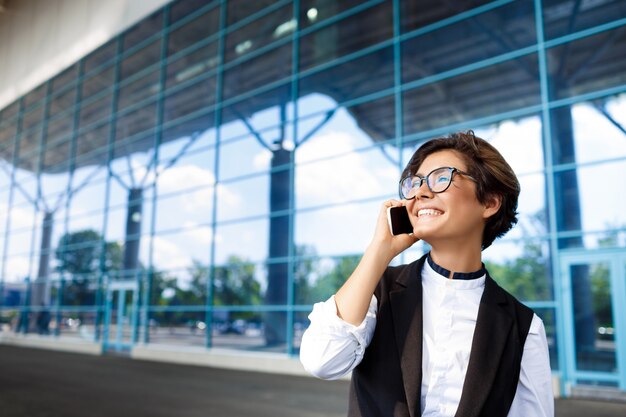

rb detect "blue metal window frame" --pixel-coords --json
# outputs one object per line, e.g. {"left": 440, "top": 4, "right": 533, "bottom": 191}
{"left": 559, "top": 248, "right": 626, "bottom": 392}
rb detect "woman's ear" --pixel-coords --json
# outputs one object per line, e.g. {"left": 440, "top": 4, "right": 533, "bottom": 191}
{"left": 482, "top": 194, "right": 502, "bottom": 220}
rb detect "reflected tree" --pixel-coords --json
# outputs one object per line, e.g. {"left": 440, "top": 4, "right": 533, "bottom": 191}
{"left": 55, "top": 229, "right": 122, "bottom": 306}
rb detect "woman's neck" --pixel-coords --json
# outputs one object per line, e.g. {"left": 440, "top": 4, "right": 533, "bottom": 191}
{"left": 429, "top": 246, "right": 483, "bottom": 278}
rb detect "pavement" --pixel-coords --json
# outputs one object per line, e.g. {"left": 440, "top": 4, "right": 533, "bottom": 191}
{"left": 1, "top": 344, "right": 626, "bottom": 417}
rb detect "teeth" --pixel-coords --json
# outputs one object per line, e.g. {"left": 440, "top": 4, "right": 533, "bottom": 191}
{"left": 418, "top": 209, "right": 442, "bottom": 217}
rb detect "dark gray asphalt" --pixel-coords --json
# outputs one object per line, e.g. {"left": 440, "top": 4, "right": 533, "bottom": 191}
{"left": 1, "top": 345, "right": 625, "bottom": 417}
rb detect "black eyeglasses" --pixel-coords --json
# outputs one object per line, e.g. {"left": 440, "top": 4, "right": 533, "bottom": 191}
{"left": 399, "top": 167, "right": 476, "bottom": 199}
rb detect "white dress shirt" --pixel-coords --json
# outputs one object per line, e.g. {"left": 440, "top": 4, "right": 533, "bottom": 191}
{"left": 300, "top": 259, "right": 554, "bottom": 417}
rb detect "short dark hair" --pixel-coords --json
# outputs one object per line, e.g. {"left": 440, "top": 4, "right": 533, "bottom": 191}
{"left": 401, "top": 130, "right": 520, "bottom": 249}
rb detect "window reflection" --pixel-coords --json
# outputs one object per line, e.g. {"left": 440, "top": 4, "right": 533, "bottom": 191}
{"left": 542, "top": 0, "right": 626, "bottom": 40}
{"left": 166, "top": 42, "right": 219, "bottom": 89}
{"left": 400, "top": 0, "right": 491, "bottom": 34}
{"left": 163, "top": 77, "right": 217, "bottom": 124}
{"left": 225, "top": 4, "right": 293, "bottom": 64}
{"left": 570, "top": 97, "right": 626, "bottom": 165}
{"left": 296, "top": 143, "right": 398, "bottom": 209}
{"left": 483, "top": 239, "right": 553, "bottom": 301}
{"left": 299, "top": 1, "right": 392, "bottom": 71}
{"left": 401, "top": 1, "right": 535, "bottom": 83}
{"left": 403, "top": 55, "right": 540, "bottom": 136}
{"left": 168, "top": 9, "right": 219, "bottom": 56}
{"left": 299, "top": 47, "right": 394, "bottom": 115}
{"left": 547, "top": 27, "right": 626, "bottom": 100}
{"left": 296, "top": 200, "right": 385, "bottom": 257}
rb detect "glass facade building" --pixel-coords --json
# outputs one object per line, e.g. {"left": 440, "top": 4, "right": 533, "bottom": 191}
{"left": 1, "top": 0, "right": 626, "bottom": 394}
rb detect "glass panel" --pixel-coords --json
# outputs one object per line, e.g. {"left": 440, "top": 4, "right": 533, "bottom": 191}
{"left": 166, "top": 41, "right": 219, "bottom": 88}
{"left": 123, "top": 10, "right": 163, "bottom": 51}
{"left": 214, "top": 218, "right": 268, "bottom": 264}
{"left": 577, "top": 160, "right": 626, "bottom": 235}
{"left": 51, "top": 64, "right": 78, "bottom": 93}
{"left": 167, "top": 8, "right": 220, "bottom": 56}
{"left": 59, "top": 274, "right": 99, "bottom": 310}
{"left": 216, "top": 174, "right": 269, "bottom": 221}
{"left": 400, "top": 0, "right": 491, "bottom": 34}
{"left": 23, "top": 84, "right": 47, "bottom": 109}
{"left": 79, "top": 93, "right": 113, "bottom": 129}
{"left": 0, "top": 121, "right": 17, "bottom": 150}
{"left": 163, "top": 77, "right": 216, "bottom": 124}
{"left": 84, "top": 40, "right": 116, "bottom": 74}
{"left": 120, "top": 40, "right": 161, "bottom": 82}
{"left": 543, "top": 0, "right": 626, "bottom": 40}
{"left": 299, "top": 2, "right": 393, "bottom": 71}
{"left": 46, "top": 116, "right": 73, "bottom": 144}
{"left": 218, "top": 135, "right": 273, "bottom": 180}
{"left": 484, "top": 239, "right": 553, "bottom": 301}
{"left": 299, "top": 0, "right": 371, "bottom": 29}
{"left": 213, "top": 260, "right": 263, "bottom": 306}
{"left": 224, "top": 4, "right": 293, "bottom": 64}
{"left": 569, "top": 261, "right": 617, "bottom": 373}
{"left": 49, "top": 88, "right": 76, "bottom": 118}
{"left": 297, "top": 96, "right": 396, "bottom": 162}
{"left": 402, "top": 55, "right": 540, "bottom": 136}
{"left": 155, "top": 186, "right": 214, "bottom": 234}
{"left": 162, "top": 113, "right": 216, "bottom": 148}
{"left": 569, "top": 97, "right": 626, "bottom": 165}
{"left": 227, "top": 0, "right": 278, "bottom": 25}
{"left": 222, "top": 87, "right": 294, "bottom": 136}
{"left": 170, "top": 0, "right": 216, "bottom": 24}
{"left": 16, "top": 130, "right": 41, "bottom": 173}
{"left": 115, "top": 103, "right": 157, "bottom": 142}
{"left": 401, "top": 0, "right": 535, "bottom": 83}
{"left": 547, "top": 26, "right": 626, "bottom": 100}
{"left": 299, "top": 47, "right": 394, "bottom": 114}
{"left": 76, "top": 123, "right": 110, "bottom": 167}
{"left": 536, "top": 307, "right": 559, "bottom": 370}
{"left": 147, "top": 310, "right": 207, "bottom": 347}
{"left": 23, "top": 105, "right": 44, "bottom": 131}
{"left": 42, "top": 138, "right": 71, "bottom": 174}
{"left": 294, "top": 254, "right": 360, "bottom": 305}
{"left": 106, "top": 289, "right": 135, "bottom": 347}
{"left": 118, "top": 70, "right": 161, "bottom": 111}
{"left": 0, "top": 101, "right": 19, "bottom": 122}
{"left": 69, "top": 167, "right": 108, "bottom": 215}
{"left": 296, "top": 143, "right": 398, "bottom": 209}
{"left": 295, "top": 200, "right": 384, "bottom": 257}
{"left": 222, "top": 45, "right": 292, "bottom": 101}
{"left": 81, "top": 66, "right": 114, "bottom": 99}
{"left": 211, "top": 311, "right": 274, "bottom": 352}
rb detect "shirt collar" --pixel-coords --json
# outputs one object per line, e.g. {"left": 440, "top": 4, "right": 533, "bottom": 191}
{"left": 426, "top": 253, "right": 486, "bottom": 281}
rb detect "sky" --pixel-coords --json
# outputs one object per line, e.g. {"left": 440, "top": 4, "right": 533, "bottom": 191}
{"left": 1, "top": 93, "right": 626, "bottom": 284}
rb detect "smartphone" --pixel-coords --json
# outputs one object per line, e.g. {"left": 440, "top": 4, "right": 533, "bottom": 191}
{"left": 387, "top": 206, "right": 413, "bottom": 235}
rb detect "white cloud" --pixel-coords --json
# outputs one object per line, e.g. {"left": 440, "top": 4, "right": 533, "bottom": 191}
{"left": 157, "top": 164, "right": 216, "bottom": 212}
{"left": 295, "top": 131, "right": 398, "bottom": 208}
{"left": 145, "top": 235, "right": 193, "bottom": 271}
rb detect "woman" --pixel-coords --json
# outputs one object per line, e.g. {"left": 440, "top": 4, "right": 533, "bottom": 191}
{"left": 300, "top": 131, "right": 553, "bottom": 417}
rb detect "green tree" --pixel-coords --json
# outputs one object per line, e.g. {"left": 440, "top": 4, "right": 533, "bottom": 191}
{"left": 213, "top": 255, "right": 261, "bottom": 320}
{"left": 294, "top": 245, "right": 318, "bottom": 305}
{"left": 55, "top": 229, "right": 122, "bottom": 305}
{"left": 486, "top": 239, "right": 550, "bottom": 302}
{"left": 309, "top": 255, "right": 361, "bottom": 303}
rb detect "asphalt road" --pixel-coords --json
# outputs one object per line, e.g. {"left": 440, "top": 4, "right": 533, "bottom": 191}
{"left": 1, "top": 345, "right": 626, "bottom": 417}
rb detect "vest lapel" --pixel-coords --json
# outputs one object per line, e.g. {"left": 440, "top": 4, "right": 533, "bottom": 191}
{"left": 390, "top": 257, "right": 425, "bottom": 417}
{"left": 455, "top": 275, "right": 512, "bottom": 417}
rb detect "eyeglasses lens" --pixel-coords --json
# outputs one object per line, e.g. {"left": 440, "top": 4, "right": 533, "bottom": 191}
{"left": 401, "top": 168, "right": 453, "bottom": 198}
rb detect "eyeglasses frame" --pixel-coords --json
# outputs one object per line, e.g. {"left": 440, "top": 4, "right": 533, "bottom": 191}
{"left": 399, "top": 166, "right": 477, "bottom": 200}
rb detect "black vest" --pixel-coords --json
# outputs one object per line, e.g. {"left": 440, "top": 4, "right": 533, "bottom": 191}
{"left": 348, "top": 255, "right": 533, "bottom": 417}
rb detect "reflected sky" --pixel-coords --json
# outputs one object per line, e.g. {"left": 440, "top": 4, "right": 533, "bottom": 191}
{"left": 1, "top": 94, "right": 626, "bottom": 282}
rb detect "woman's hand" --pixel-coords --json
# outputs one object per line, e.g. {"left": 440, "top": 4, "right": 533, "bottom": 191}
{"left": 369, "top": 199, "right": 420, "bottom": 263}
{"left": 334, "top": 199, "right": 420, "bottom": 325}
